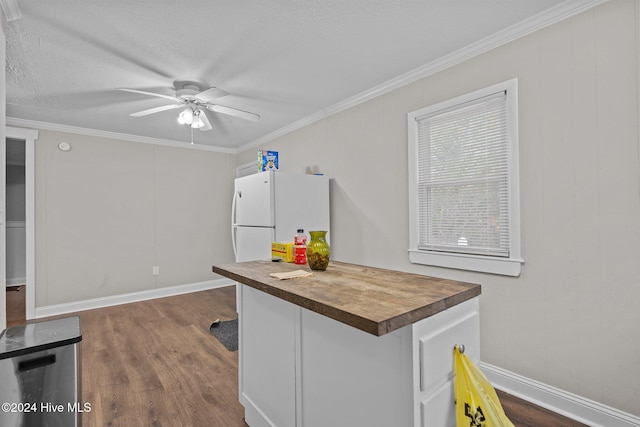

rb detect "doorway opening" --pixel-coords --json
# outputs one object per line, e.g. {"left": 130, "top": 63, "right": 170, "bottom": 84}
{"left": 5, "top": 127, "right": 38, "bottom": 322}
{"left": 5, "top": 138, "right": 26, "bottom": 325}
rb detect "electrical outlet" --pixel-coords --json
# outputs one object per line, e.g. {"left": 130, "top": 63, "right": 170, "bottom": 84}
{"left": 152, "top": 266, "right": 160, "bottom": 276}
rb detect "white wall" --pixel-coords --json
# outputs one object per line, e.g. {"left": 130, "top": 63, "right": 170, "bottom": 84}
{"left": 238, "top": 0, "right": 640, "bottom": 417}
{"left": 33, "top": 130, "right": 236, "bottom": 307}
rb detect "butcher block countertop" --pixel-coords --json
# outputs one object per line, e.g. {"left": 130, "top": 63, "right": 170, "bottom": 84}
{"left": 212, "top": 260, "right": 481, "bottom": 336}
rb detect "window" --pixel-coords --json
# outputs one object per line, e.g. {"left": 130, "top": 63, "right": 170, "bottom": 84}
{"left": 407, "top": 79, "right": 522, "bottom": 276}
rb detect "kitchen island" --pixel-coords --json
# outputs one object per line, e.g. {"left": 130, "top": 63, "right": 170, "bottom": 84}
{"left": 213, "top": 261, "right": 481, "bottom": 427}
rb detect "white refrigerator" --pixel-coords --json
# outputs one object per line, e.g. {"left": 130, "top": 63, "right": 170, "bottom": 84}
{"left": 231, "top": 171, "right": 330, "bottom": 262}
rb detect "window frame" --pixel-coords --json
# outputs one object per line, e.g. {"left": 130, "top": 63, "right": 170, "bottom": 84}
{"left": 407, "top": 79, "right": 523, "bottom": 276}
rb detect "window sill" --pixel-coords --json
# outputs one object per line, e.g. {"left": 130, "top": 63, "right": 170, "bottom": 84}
{"left": 408, "top": 249, "right": 523, "bottom": 277}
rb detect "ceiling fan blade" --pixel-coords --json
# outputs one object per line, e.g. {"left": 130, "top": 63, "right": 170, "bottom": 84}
{"left": 207, "top": 104, "right": 260, "bottom": 122}
{"left": 195, "top": 87, "right": 228, "bottom": 102}
{"left": 118, "top": 88, "right": 178, "bottom": 102}
{"left": 130, "top": 104, "right": 181, "bottom": 117}
{"left": 198, "top": 110, "right": 213, "bottom": 131}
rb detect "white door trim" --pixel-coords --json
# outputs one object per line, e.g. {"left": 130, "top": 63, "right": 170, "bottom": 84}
{"left": 6, "top": 126, "right": 38, "bottom": 319}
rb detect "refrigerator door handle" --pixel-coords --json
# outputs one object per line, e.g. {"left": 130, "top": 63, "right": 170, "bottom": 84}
{"left": 231, "top": 190, "right": 239, "bottom": 260}
{"left": 232, "top": 226, "right": 238, "bottom": 261}
{"left": 232, "top": 189, "right": 239, "bottom": 226}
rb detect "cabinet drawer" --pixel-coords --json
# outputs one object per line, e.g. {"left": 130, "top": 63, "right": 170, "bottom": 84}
{"left": 416, "top": 298, "right": 480, "bottom": 393}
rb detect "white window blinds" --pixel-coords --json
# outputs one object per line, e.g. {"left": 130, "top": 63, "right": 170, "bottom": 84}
{"left": 415, "top": 90, "right": 510, "bottom": 257}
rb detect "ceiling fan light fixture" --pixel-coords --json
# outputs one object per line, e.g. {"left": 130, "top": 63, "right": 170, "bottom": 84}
{"left": 191, "top": 110, "right": 205, "bottom": 129}
{"left": 178, "top": 107, "right": 194, "bottom": 125}
{"left": 121, "top": 84, "right": 258, "bottom": 132}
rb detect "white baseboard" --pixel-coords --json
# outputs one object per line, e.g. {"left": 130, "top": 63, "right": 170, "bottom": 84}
{"left": 480, "top": 362, "right": 640, "bottom": 427}
{"left": 241, "top": 393, "right": 277, "bottom": 427}
{"left": 34, "top": 278, "right": 236, "bottom": 318}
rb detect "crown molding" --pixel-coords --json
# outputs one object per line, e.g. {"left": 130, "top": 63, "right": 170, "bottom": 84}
{"left": 238, "top": 0, "right": 609, "bottom": 153}
{"left": 0, "top": 0, "right": 21, "bottom": 21}
{"left": 6, "top": 117, "right": 236, "bottom": 154}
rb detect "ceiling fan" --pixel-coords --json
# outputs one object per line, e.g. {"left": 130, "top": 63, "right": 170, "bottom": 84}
{"left": 118, "top": 82, "right": 260, "bottom": 132}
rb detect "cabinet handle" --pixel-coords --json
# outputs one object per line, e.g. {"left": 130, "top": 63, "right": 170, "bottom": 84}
{"left": 18, "top": 354, "right": 56, "bottom": 372}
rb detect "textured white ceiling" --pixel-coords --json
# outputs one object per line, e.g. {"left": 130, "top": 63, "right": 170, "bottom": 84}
{"left": 4, "top": 0, "right": 595, "bottom": 151}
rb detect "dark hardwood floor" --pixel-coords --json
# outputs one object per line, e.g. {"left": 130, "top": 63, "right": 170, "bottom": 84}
{"left": 5, "top": 286, "right": 587, "bottom": 426}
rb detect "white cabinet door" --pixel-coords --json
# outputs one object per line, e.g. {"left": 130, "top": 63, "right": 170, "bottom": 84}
{"left": 299, "top": 309, "right": 413, "bottom": 427}
{"left": 240, "top": 285, "right": 297, "bottom": 427}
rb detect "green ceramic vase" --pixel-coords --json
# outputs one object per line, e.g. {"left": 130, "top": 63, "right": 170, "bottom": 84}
{"left": 307, "top": 231, "right": 330, "bottom": 271}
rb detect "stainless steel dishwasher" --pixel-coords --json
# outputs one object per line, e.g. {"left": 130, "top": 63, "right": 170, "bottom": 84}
{"left": 0, "top": 316, "right": 82, "bottom": 427}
